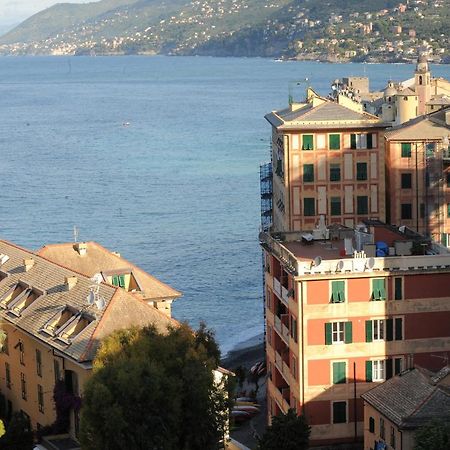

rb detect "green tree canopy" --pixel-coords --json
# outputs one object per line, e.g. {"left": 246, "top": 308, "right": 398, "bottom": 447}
{"left": 414, "top": 419, "right": 450, "bottom": 450}
{"left": 258, "top": 408, "right": 310, "bottom": 450}
{"left": 80, "top": 323, "right": 230, "bottom": 450}
{"left": 0, "top": 412, "right": 33, "bottom": 450}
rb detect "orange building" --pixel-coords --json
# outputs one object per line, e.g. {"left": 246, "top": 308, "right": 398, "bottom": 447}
{"left": 265, "top": 89, "right": 387, "bottom": 233}
{"left": 0, "top": 239, "right": 180, "bottom": 445}
{"left": 260, "top": 221, "right": 450, "bottom": 446}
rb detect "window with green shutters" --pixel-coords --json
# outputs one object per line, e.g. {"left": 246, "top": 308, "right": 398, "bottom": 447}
{"left": 356, "top": 162, "right": 367, "bottom": 181}
{"left": 329, "top": 134, "right": 341, "bottom": 150}
{"left": 372, "top": 279, "right": 386, "bottom": 300}
{"left": 357, "top": 196, "right": 368, "bottom": 214}
{"left": 303, "top": 164, "right": 314, "bottom": 182}
{"left": 331, "top": 280, "right": 345, "bottom": 302}
{"left": 332, "top": 362, "right": 346, "bottom": 384}
{"left": 325, "top": 321, "right": 352, "bottom": 345}
{"left": 401, "top": 143, "right": 412, "bottom": 157}
{"left": 330, "top": 197, "right": 341, "bottom": 216}
{"left": 332, "top": 401, "right": 347, "bottom": 423}
{"left": 365, "top": 360, "right": 372, "bottom": 382}
{"left": 302, "top": 134, "right": 314, "bottom": 150}
{"left": 330, "top": 164, "right": 341, "bottom": 181}
{"left": 112, "top": 274, "right": 126, "bottom": 288}
{"left": 366, "top": 319, "right": 385, "bottom": 342}
{"left": 394, "top": 278, "right": 402, "bottom": 300}
{"left": 304, "top": 198, "right": 315, "bottom": 216}
{"left": 344, "top": 321, "right": 352, "bottom": 343}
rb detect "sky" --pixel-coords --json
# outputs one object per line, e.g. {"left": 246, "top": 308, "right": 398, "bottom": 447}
{"left": 0, "top": 0, "right": 91, "bottom": 31}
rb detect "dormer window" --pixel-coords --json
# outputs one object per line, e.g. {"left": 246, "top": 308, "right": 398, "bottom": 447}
{"left": 104, "top": 270, "right": 142, "bottom": 292}
{"left": 55, "top": 313, "right": 93, "bottom": 344}
{"left": 111, "top": 274, "right": 126, "bottom": 288}
{"left": 0, "top": 282, "right": 43, "bottom": 314}
{"left": 41, "top": 307, "right": 77, "bottom": 337}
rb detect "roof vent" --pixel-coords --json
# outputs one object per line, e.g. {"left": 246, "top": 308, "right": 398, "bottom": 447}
{"left": 65, "top": 276, "right": 78, "bottom": 290}
{"left": 74, "top": 242, "right": 88, "bottom": 256}
{"left": 23, "top": 258, "right": 35, "bottom": 272}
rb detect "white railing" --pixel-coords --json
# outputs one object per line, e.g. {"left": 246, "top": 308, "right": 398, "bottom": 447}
{"left": 273, "top": 278, "right": 281, "bottom": 297}
{"left": 281, "top": 286, "right": 289, "bottom": 304}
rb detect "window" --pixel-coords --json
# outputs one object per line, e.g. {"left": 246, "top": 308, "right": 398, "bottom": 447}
{"left": 332, "top": 361, "right": 346, "bottom": 384}
{"left": 302, "top": 134, "right": 314, "bottom": 150}
{"left": 380, "top": 418, "right": 385, "bottom": 440}
{"left": 0, "top": 283, "right": 42, "bottom": 314}
{"left": 290, "top": 316, "right": 298, "bottom": 343}
{"left": 369, "top": 416, "right": 375, "bottom": 433}
{"left": 350, "top": 133, "right": 376, "bottom": 149}
{"left": 1, "top": 331, "right": 8, "bottom": 355}
{"left": 303, "top": 164, "right": 314, "bottom": 182}
{"left": 448, "top": 203, "right": 450, "bottom": 218}
{"left": 372, "top": 279, "right": 386, "bottom": 301}
{"left": 401, "top": 143, "right": 412, "bottom": 157}
{"left": 5, "top": 362, "right": 11, "bottom": 389}
{"left": 386, "top": 318, "right": 403, "bottom": 341}
{"left": 373, "top": 319, "right": 385, "bottom": 341}
{"left": 325, "top": 321, "right": 352, "bottom": 344}
{"left": 111, "top": 274, "right": 126, "bottom": 288}
{"left": 18, "top": 340, "right": 24, "bottom": 365}
{"left": 332, "top": 401, "right": 347, "bottom": 423}
{"left": 331, "top": 280, "right": 345, "bottom": 303}
{"left": 420, "top": 203, "right": 425, "bottom": 218}
{"left": 36, "top": 349, "right": 42, "bottom": 377}
{"left": 394, "top": 278, "right": 402, "bottom": 300}
{"left": 331, "top": 197, "right": 341, "bottom": 216}
{"left": 356, "top": 162, "right": 368, "bottom": 180}
{"left": 304, "top": 198, "right": 315, "bottom": 216}
{"left": 329, "top": 134, "right": 341, "bottom": 150}
{"left": 372, "top": 360, "right": 385, "bottom": 381}
{"left": 55, "top": 313, "right": 94, "bottom": 344}
{"left": 447, "top": 172, "right": 450, "bottom": 188}
{"left": 330, "top": 163, "right": 341, "bottom": 181}
{"left": 291, "top": 355, "right": 297, "bottom": 380}
{"left": 401, "top": 203, "right": 412, "bottom": 220}
{"left": 38, "top": 384, "right": 44, "bottom": 413}
{"left": 357, "top": 196, "right": 368, "bottom": 215}
{"left": 54, "top": 359, "right": 61, "bottom": 384}
{"left": 394, "top": 357, "right": 403, "bottom": 375}
{"left": 41, "top": 307, "right": 76, "bottom": 336}
{"left": 21, "top": 373, "right": 27, "bottom": 400}
{"left": 401, "top": 173, "right": 412, "bottom": 189}
{"left": 391, "top": 426, "right": 396, "bottom": 449}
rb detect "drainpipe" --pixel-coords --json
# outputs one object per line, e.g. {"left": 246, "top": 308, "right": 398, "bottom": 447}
{"left": 354, "top": 362, "right": 357, "bottom": 442}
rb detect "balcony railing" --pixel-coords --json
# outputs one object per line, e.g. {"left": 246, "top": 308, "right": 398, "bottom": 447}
{"left": 273, "top": 277, "right": 281, "bottom": 297}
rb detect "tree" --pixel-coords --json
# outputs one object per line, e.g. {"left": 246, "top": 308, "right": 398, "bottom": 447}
{"left": 414, "top": 419, "right": 450, "bottom": 450}
{"left": 0, "top": 412, "right": 33, "bottom": 450}
{"left": 80, "top": 323, "right": 232, "bottom": 450}
{"left": 258, "top": 409, "right": 310, "bottom": 450}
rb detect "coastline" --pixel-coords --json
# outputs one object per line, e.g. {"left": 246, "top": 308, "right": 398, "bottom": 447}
{"left": 221, "top": 333, "right": 265, "bottom": 370}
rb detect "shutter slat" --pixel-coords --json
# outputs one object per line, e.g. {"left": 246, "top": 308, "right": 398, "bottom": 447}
{"left": 365, "top": 320, "right": 373, "bottom": 343}
{"left": 325, "top": 323, "right": 332, "bottom": 345}
{"left": 366, "top": 360, "right": 373, "bottom": 382}
{"left": 344, "top": 321, "right": 352, "bottom": 344}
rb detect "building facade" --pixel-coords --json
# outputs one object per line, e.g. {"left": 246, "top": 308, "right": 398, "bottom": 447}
{"left": 261, "top": 223, "right": 450, "bottom": 446}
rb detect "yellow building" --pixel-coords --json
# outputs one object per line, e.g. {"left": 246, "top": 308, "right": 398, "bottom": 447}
{"left": 0, "top": 239, "right": 180, "bottom": 443}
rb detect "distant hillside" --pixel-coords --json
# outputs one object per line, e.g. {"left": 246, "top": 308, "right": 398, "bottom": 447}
{"left": 0, "top": 0, "right": 448, "bottom": 62}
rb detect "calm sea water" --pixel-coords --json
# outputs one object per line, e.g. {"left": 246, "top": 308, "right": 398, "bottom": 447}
{"left": 0, "top": 56, "right": 448, "bottom": 355}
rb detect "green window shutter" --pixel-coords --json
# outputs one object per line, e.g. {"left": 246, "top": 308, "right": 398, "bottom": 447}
{"left": 357, "top": 196, "right": 368, "bottom": 215}
{"left": 394, "top": 278, "right": 402, "bottom": 300}
{"left": 112, "top": 275, "right": 119, "bottom": 286}
{"left": 333, "top": 362, "right": 346, "bottom": 384}
{"left": 302, "top": 134, "right": 314, "bottom": 150}
{"left": 331, "top": 197, "right": 341, "bottom": 216}
{"left": 386, "top": 359, "right": 393, "bottom": 380}
{"left": 344, "top": 321, "right": 352, "bottom": 344}
{"left": 356, "top": 163, "right": 367, "bottom": 181}
{"left": 447, "top": 203, "right": 450, "bottom": 218}
{"left": 386, "top": 319, "right": 394, "bottom": 341}
{"left": 331, "top": 281, "right": 345, "bottom": 302}
{"left": 372, "top": 279, "right": 386, "bottom": 300}
{"left": 367, "top": 133, "right": 373, "bottom": 149}
{"left": 330, "top": 164, "right": 341, "bottom": 182}
{"left": 365, "top": 320, "right": 373, "bottom": 343}
{"left": 303, "top": 164, "right": 314, "bottom": 182}
{"left": 365, "top": 360, "right": 373, "bottom": 382}
{"left": 329, "top": 134, "right": 340, "bottom": 150}
{"left": 118, "top": 275, "right": 126, "bottom": 287}
{"left": 350, "top": 134, "right": 357, "bottom": 149}
{"left": 395, "top": 318, "right": 403, "bottom": 340}
{"left": 325, "top": 323, "right": 332, "bottom": 345}
{"left": 304, "top": 198, "right": 315, "bottom": 216}
{"left": 401, "top": 143, "right": 412, "bottom": 157}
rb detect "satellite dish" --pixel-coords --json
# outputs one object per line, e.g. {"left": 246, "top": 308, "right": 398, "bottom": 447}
{"left": 91, "top": 273, "right": 103, "bottom": 284}
{"left": 86, "top": 290, "right": 95, "bottom": 305}
{"left": 366, "top": 257, "right": 375, "bottom": 270}
{"left": 399, "top": 225, "right": 406, "bottom": 233}
{"left": 95, "top": 296, "right": 106, "bottom": 310}
{"left": 311, "top": 256, "right": 322, "bottom": 269}
{"left": 336, "top": 260, "right": 344, "bottom": 272}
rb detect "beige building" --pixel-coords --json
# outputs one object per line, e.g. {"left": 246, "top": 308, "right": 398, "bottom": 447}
{"left": 0, "top": 239, "right": 180, "bottom": 443}
{"left": 265, "top": 89, "right": 387, "bottom": 233}
{"left": 362, "top": 366, "right": 450, "bottom": 450}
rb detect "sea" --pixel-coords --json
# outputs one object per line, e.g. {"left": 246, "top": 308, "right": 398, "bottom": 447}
{"left": 0, "top": 56, "right": 448, "bottom": 356}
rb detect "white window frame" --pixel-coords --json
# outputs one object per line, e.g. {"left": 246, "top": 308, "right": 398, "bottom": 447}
{"left": 373, "top": 319, "right": 385, "bottom": 341}
{"left": 332, "top": 321, "right": 345, "bottom": 344}
{"left": 372, "top": 360, "right": 385, "bottom": 381}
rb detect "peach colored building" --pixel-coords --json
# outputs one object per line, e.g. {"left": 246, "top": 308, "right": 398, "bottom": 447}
{"left": 0, "top": 239, "right": 180, "bottom": 443}
{"left": 260, "top": 222, "right": 450, "bottom": 446}
{"left": 265, "top": 90, "right": 387, "bottom": 233}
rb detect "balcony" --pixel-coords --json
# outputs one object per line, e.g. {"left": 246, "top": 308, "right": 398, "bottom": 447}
{"left": 274, "top": 350, "right": 291, "bottom": 383}
{"left": 273, "top": 277, "right": 282, "bottom": 297}
{"left": 274, "top": 314, "right": 290, "bottom": 344}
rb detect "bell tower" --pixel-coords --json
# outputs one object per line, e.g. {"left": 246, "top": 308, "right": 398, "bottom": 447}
{"left": 415, "top": 53, "right": 431, "bottom": 115}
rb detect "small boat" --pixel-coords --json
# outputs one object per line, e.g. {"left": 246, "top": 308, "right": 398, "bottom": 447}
{"left": 236, "top": 397, "right": 256, "bottom": 403}
{"left": 231, "top": 410, "right": 252, "bottom": 423}
{"left": 233, "top": 405, "right": 260, "bottom": 415}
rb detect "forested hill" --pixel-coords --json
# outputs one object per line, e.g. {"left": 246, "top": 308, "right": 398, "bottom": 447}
{"left": 0, "top": 0, "right": 448, "bottom": 63}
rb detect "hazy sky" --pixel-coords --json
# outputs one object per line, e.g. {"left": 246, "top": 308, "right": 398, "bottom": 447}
{"left": 0, "top": 0, "right": 91, "bottom": 28}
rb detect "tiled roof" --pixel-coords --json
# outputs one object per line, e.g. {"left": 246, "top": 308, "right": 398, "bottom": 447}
{"left": 362, "top": 367, "right": 450, "bottom": 429}
{"left": 0, "top": 240, "right": 176, "bottom": 364}
{"left": 265, "top": 100, "right": 384, "bottom": 130}
{"left": 37, "top": 241, "right": 181, "bottom": 301}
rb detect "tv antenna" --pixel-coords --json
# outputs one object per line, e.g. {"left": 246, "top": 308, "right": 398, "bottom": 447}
{"left": 73, "top": 226, "right": 79, "bottom": 243}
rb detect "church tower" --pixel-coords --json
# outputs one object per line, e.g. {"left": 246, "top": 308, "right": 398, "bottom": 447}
{"left": 415, "top": 53, "right": 431, "bottom": 115}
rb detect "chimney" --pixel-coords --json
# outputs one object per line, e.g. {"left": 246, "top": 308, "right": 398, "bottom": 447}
{"left": 74, "top": 242, "right": 88, "bottom": 256}
{"left": 23, "top": 258, "right": 35, "bottom": 272}
{"left": 445, "top": 111, "right": 450, "bottom": 126}
{"left": 65, "top": 276, "right": 78, "bottom": 290}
